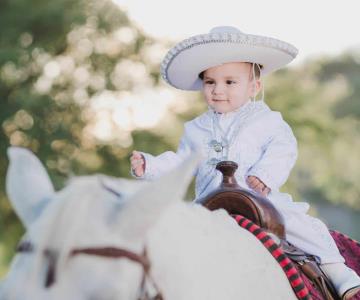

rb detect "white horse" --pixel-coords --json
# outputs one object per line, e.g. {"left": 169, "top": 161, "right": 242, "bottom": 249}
{"left": 0, "top": 147, "right": 297, "bottom": 300}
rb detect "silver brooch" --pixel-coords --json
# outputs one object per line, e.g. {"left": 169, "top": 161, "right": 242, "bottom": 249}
{"left": 209, "top": 140, "right": 224, "bottom": 153}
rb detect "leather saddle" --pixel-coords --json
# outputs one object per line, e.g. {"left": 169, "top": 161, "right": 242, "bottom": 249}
{"left": 198, "top": 161, "right": 339, "bottom": 300}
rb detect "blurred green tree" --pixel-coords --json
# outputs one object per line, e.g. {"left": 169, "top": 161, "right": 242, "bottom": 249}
{"left": 0, "top": 0, "right": 175, "bottom": 275}
{"left": 265, "top": 53, "right": 360, "bottom": 209}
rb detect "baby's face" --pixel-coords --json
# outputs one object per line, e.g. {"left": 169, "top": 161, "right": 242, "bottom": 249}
{"left": 202, "top": 62, "right": 260, "bottom": 113}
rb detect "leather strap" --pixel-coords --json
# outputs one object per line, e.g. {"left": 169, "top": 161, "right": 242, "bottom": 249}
{"left": 281, "top": 240, "right": 340, "bottom": 300}
{"left": 297, "top": 260, "right": 338, "bottom": 300}
{"left": 71, "top": 247, "right": 163, "bottom": 300}
{"left": 70, "top": 247, "right": 150, "bottom": 271}
{"left": 17, "top": 240, "right": 163, "bottom": 299}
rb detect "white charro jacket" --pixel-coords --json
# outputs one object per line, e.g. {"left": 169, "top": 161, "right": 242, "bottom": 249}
{"left": 134, "top": 100, "right": 309, "bottom": 213}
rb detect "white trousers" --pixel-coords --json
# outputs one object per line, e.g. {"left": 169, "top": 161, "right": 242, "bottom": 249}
{"left": 269, "top": 191, "right": 345, "bottom": 264}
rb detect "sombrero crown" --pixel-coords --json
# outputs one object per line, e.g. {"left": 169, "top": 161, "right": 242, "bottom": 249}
{"left": 160, "top": 26, "right": 298, "bottom": 91}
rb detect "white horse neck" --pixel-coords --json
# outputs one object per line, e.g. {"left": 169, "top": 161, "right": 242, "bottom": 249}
{"left": 147, "top": 202, "right": 297, "bottom": 300}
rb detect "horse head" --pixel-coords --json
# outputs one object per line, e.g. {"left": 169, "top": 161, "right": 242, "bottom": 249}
{"left": 1, "top": 147, "right": 199, "bottom": 300}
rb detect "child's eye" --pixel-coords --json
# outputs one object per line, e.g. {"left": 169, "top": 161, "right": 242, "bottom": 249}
{"left": 226, "top": 80, "right": 236, "bottom": 84}
{"left": 204, "top": 80, "right": 214, "bottom": 84}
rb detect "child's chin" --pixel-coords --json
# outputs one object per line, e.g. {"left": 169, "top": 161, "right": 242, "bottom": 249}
{"left": 213, "top": 107, "right": 232, "bottom": 113}
{"left": 209, "top": 103, "right": 227, "bottom": 112}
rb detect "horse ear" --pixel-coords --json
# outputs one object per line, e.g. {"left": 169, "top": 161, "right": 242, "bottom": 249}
{"left": 112, "top": 153, "right": 200, "bottom": 242}
{"left": 6, "top": 147, "right": 55, "bottom": 229}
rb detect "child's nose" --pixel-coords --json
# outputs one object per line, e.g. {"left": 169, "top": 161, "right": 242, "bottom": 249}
{"left": 212, "top": 84, "right": 225, "bottom": 95}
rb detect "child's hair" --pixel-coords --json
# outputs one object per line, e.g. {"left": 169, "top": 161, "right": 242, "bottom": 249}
{"left": 198, "top": 62, "right": 263, "bottom": 81}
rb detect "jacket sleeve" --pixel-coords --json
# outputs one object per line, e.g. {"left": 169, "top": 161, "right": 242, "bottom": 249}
{"left": 246, "top": 118, "right": 298, "bottom": 192}
{"left": 131, "top": 123, "right": 195, "bottom": 180}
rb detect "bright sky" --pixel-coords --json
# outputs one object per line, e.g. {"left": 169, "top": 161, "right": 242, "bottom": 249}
{"left": 114, "top": 0, "right": 360, "bottom": 65}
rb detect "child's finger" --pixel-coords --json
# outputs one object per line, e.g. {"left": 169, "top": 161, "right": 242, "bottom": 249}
{"left": 130, "top": 156, "right": 142, "bottom": 163}
{"left": 253, "top": 181, "right": 268, "bottom": 194}
{"left": 247, "top": 176, "right": 264, "bottom": 188}
{"left": 246, "top": 176, "right": 269, "bottom": 196}
{"left": 131, "top": 152, "right": 144, "bottom": 163}
{"left": 251, "top": 179, "right": 263, "bottom": 190}
{"left": 246, "top": 176, "right": 256, "bottom": 185}
{"left": 133, "top": 166, "right": 144, "bottom": 176}
{"left": 131, "top": 158, "right": 144, "bottom": 168}
{"left": 247, "top": 180, "right": 257, "bottom": 189}
{"left": 130, "top": 158, "right": 139, "bottom": 167}
{"left": 254, "top": 182, "right": 262, "bottom": 190}
{"left": 254, "top": 184, "right": 265, "bottom": 194}
{"left": 249, "top": 182, "right": 258, "bottom": 190}
{"left": 135, "top": 160, "right": 145, "bottom": 168}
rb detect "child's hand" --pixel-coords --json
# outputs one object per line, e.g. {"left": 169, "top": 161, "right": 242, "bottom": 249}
{"left": 246, "top": 176, "right": 271, "bottom": 197}
{"left": 130, "top": 151, "right": 145, "bottom": 177}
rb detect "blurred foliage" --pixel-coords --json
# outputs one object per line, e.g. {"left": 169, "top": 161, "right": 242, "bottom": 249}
{"left": 0, "top": 0, "right": 359, "bottom": 277}
{"left": 265, "top": 54, "right": 360, "bottom": 209}
{"left": 0, "top": 0, "right": 172, "bottom": 276}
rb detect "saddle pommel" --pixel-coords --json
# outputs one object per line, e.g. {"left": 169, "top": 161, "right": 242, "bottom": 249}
{"left": 200, "top": 161, "right": 286, "bottom": 239}
{"left": 215, "top": 161, "right": 239, "bottom": 187}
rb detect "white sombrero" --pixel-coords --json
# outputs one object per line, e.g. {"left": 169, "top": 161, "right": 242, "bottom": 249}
{"left": 160, "top": 26, "right": 298, "bottom": 91}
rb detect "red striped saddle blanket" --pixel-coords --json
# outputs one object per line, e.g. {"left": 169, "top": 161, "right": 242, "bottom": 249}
{"left": 232, "top": 215, "right": 360, "bottom": 300}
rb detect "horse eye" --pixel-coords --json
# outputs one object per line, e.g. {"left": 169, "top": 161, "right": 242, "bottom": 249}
{"left": 16, "top": 240, "right": 33, "bottom": 253}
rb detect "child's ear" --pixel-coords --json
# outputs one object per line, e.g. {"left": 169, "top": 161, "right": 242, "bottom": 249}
{"left": 249, "top": 79, "right": 262, "bottom": 97}
{"left": 255, "top": 79, "right": 262, "bottom": 94}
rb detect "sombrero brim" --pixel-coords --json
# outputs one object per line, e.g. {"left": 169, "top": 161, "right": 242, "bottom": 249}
{"left": 161, "top": 32, "right": 298, "bottom": 91}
